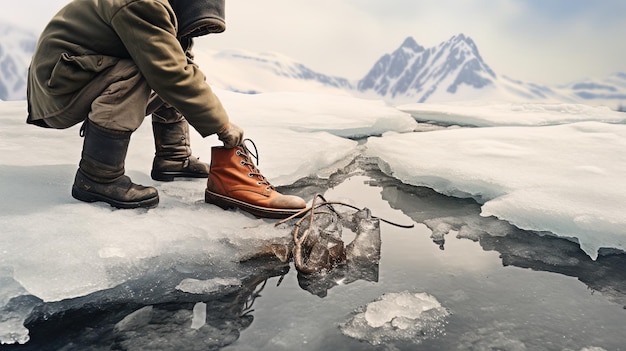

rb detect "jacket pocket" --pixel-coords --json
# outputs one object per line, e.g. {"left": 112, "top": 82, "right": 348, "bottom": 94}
{"left": 46, "top": 53, "right": 120, "bottom": 95}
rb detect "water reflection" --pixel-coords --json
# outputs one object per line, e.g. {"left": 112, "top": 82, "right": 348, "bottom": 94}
{"left": 8, "top": 256, "right": 385, "bottom": 350}
{"left": 277, "top": 154, "right": 626, "bottom": 310}
{"left": 4, "top": 259, "right": 289, "bottom": 351}
{"left": 297, "top": 256, "right": 380, "bottom": 298}
{"left": 366, "top": 160, "right": 626, "bottom": 308}
{"left": 7, "top": 155, "right": 626, "bottom": 350}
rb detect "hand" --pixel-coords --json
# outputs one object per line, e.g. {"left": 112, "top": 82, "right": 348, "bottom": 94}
{"left": 217, "top": 122, "right": 244, "bottom": 149}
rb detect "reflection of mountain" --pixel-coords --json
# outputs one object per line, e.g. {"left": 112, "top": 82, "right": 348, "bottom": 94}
{"left": 478, "top": 228, "right": 626, "bottom": 308}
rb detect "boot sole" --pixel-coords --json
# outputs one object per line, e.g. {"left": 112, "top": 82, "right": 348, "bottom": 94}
{"left": 205, "top": 189, "right": 305, "bottom": 219}
{"left": 151, "top": 170, "right": 208, "bottom": 182}
{"left": 72, "top": 185, "right": 159, "bottom": 209}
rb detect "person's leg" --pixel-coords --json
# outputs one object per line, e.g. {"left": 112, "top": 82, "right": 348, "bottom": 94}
{"left": 70, "top": 60, "right": 159, "bottom": 208}
{"left": 87, "top": 60, "right": 151, "bottom": 131}
{"left": 147, "top": 95, "right": 210, "bottom": 181}
{"left": 41, "top": 60, "right": 146, "bottom": 131}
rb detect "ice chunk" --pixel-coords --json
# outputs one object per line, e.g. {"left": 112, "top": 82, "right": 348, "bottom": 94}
{"left": 397, "top": 102, "right": 626, "bottom": 127}
{"left": 114, "top": 306, "right": 154, "bottom": 332}
{"left": 0, "top": 294, "right": 41, "bottom": 345}
{"left": 345, "top": 208, "right": 382, "bottom": 263}
{"left": 175, "top": 278, "right": 242, "bottom": 294}
{"left": 340, "top": 291, "right": 449, "bottom": 345}
{"left": 190, "top": 302, "right": 207, "bottom": 330}
{"left": 367, "top": 121, "right": 626, "bottom": 259}
{"left": 0, "top": 275, "right": 41, "bottom": 345}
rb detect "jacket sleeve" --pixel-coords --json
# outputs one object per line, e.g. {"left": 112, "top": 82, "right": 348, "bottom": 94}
{"left": 110, "top": 1, "right": 228, "bottom": 137}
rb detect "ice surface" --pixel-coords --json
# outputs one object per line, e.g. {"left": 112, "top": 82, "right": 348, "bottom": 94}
{"left": 0, "top": 275, "right": 38, "bottom": 345}
{"left": 218, "top": 90, "right": 418, "bottom": 138}
{"left": 398, "top": 101, "right": 626, "bottom": 126}
{"left": 366, "top": 121, "right": 626, "bottom": 259}
{"left": 0, "top": 94, "right": 414, "bottom": 344}
{"left": 2, "top": 90, "right": 626, "bottom": 344}
{"left": 340, "top": 291, "right": 449, "bottom": 345}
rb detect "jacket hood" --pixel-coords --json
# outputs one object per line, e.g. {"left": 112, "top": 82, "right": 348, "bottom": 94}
{"left": 169, "top": 0, "right": 225, "bottom": 38}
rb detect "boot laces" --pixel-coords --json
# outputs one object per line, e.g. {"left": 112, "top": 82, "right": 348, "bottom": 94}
{"left": 236, "top": 139, "right": 273, "bottom": 190}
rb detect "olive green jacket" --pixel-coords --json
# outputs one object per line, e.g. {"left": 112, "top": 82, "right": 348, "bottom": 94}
{"left": 27, "top": 0, "right": 228, "bottom": 137}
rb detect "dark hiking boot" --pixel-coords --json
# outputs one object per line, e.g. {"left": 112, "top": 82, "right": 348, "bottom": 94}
{"left": 72, "top": 120, "right": 159, "bottom": 209}
{"left": 151, "top": 119, "right": 209, "bottom": 181}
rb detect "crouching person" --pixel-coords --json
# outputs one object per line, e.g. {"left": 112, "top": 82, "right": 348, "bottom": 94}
{"left": 26, "top": 0, "right": 305, "bottom": 217}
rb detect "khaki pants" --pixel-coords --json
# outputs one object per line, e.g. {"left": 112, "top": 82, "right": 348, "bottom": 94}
{"left": 42, "top": 59, "right": 179, "bottom": 132}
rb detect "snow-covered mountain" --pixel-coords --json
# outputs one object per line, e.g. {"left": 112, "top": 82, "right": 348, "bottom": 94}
{"left": 0, "top": 23, "right": 37, "bottom": 101}
{"left": 559, "top": 72, "right": 626, "bottom": 107}
{"left": 1, "top": 20, "right": 624, "bottom": 109}
{"left": 194, "top": 49, "right": 352, "bottom": 96}
{"left": 352, "top": 34, "right": 625, "bottom": 106}
{"left": 496, "top": 73, "right": 626, "bottom": 108}
{"left": 356, "top": 35, "right": 501, "bottom": 103}
{"left": 198, "top": 35, "right": 626, "bottom": 109}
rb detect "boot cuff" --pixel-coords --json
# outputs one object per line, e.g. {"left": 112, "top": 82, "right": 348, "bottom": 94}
{"left": 180, "top": 17, "right": 225, "bottom": 37}
{"left": 173, "top": 0, "right": 226, "bottom": 38}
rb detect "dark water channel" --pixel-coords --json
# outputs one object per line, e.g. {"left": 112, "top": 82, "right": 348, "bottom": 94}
{"left": 3, "top": 157, "right": 626, "bottom": 351}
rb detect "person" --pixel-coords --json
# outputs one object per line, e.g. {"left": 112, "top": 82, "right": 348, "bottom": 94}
{"left": 26, "top": 0, "right": 306, "bottom": 218}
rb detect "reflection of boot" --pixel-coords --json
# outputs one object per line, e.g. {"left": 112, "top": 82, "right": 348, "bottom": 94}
{"left": 205, "top": 140, "right": 307, "bottom": 219}
{"left": 151, "top": 119, "right": 210, "bottom": 181}
{"left": 72, "top": 120, "right": 159, "bottom": 209}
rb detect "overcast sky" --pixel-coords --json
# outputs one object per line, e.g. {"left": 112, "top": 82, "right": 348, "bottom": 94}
{"left": 2, "top": 0, "right": 625, "bottom": 85}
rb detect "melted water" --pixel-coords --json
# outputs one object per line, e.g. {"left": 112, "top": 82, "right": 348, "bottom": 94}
{"left": 4, "top": 164, "right": 626, "bottom": 351}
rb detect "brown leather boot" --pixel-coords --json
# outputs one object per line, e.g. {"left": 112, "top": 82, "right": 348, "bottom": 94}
{"left": 205, "top": 140, "right": 307, "bottom": 219}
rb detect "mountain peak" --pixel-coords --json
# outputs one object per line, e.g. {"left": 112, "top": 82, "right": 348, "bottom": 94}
{"left": 357, "top": 33, "right": 498, "bottom": 103}
{"left": 450, "top": 33, "right": 468, "bottom": 42}
{"left": 447, "top": 33, "right": 479, "bottom": 52}
{"left": 400, "top": 36, "right": 424, "bottom": 52}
